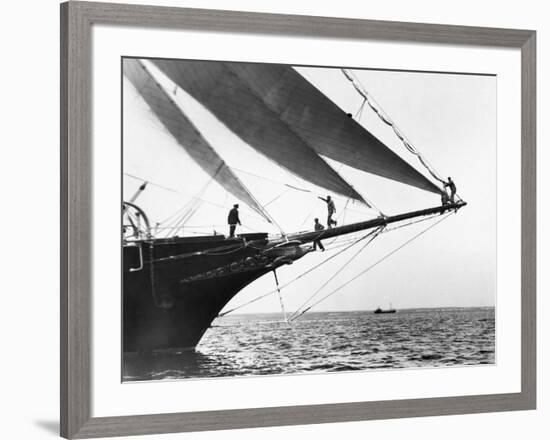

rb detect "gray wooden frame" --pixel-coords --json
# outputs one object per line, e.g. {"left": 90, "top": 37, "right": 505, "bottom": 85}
{"left": 60, "top": 1, "right": 536, "bottom": 438}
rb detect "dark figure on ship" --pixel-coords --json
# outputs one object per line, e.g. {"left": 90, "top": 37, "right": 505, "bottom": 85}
{"left": 444, "top": 177, "right": 457, "bottom": 204}
{"left": 227, "top": 204, "right": 241, "bottom": 238}
{"left": 441, "top": 190, "right": 450, "bottom": 206}
{"left": 313, "top": 218, "right": 325, "bottom": 251}
{"left": 318, "top": 195, "right": 337, "bottom": 228}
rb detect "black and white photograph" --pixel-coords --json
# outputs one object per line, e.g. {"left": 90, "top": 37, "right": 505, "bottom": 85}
{"left": 121, "top": 57, "right": 496, "bottom": 382}
{"left": 2, "top": 0, "right": 545, "bottom": 437}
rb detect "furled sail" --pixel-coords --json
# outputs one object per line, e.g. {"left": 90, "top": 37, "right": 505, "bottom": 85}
{"left": 151, "top": 59, "right": 367, "bottom": 204}
{"left": 153, "top": 60, "right": 442, "bottom": 195}
{"left": 123, "top": 58, "right": 272, "bottom": 223}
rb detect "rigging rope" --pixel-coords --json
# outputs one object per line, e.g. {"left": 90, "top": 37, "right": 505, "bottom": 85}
{"left": 290, "top": 212, "right": 454, "bottom": 321}
{"left": 273, "top": 270, "right": 288, "bottom": 323}
{"left": 157, "top": 178, "right": 214, "bottom": 229}
{"left": 338, "top": 197, "right": 351, "bottom": 224}
{"left": 324, "top": 235, "right": 376, "bottom": 251}
{"left": 125, "top": 172, "right": 180, "bottom": 194}
{"left": 164, "top": 199, "right": 199, "bottom": 236}
{"left": 163, "top": 164, "right": 225, "bottom": 235}
{"left": 341, "top": 69, "right": 447, "bottom": 188}
{"left": 299, "top": 198, "right": 318, "bottom": 228}
{"left": 124, "top": 172, "right": 271, "bottom": 229}
{"left": 355, "top": 98, "right": 367, "bottom": 120}
{"left": 231, "top": 167, "right": 379, "bottom": 216}
{"left": 289, "top": 225, "right": 385, "bottom": 321}
{"left": 217, "top": 228, "right": 381, "bottom": 317}
{"left": 262, "top": 188, "right": 291, "bottom": 209}
{"left": 163, "top": 177, "right": 213, "bottom": 237}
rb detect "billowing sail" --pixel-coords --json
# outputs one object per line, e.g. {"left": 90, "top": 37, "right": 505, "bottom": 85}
{"left": 151, "top": 59, "right": 367, "bottom": 204}
{"left": 123, "top": 59, "right": 272, "bottom": 223}
{"left": 154, "top": 60, "right": 442, "bottom": 195}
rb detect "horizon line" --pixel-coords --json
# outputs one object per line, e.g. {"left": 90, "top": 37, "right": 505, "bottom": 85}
{"left": 217, "top": 305, "right": 495, "bottom": 316}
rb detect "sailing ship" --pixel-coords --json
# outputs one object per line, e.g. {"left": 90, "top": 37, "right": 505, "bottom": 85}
{"left": 122, "top": 58, "right": 466, "bottom": 353}
{"left": 374, "top": 303, "right": 396, "bottom": 314}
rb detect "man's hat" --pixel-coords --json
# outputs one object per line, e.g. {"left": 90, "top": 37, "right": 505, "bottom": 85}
{"left": 234, "top": 204, "right": 239, "bottom": 208}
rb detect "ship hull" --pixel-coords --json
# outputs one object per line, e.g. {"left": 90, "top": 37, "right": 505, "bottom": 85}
{"left": 124, "top": 264, "right": 271, "bottom": 352}
{"left": 123, "top": 233, "right": 307, "bottom": 353}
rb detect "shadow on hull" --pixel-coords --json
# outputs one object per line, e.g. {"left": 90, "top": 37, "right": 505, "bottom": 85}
{"left": 124, "top": 262, "right": 272, "bottom": 353}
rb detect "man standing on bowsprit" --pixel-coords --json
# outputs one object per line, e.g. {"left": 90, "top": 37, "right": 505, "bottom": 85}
{"left": 444, "top": 177, "right": 457, "bottom": 204}
{"left": 227, "top": 204, "right": 241, "bottom": 238}
{"left": 313, "top": 218, "right": 325, "bottom": 251}
{"left": 318, "top": 195, "right": 337, "bottom": 228}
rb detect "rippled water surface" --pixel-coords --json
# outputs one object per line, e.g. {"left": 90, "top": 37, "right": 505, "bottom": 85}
{"left": 123, "top": 307, "right": 495, "bottom": 382}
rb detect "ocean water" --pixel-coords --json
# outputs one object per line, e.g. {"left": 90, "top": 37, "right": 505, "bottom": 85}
{"left": 123, "top": 307, "right": 495, "bottom": 382}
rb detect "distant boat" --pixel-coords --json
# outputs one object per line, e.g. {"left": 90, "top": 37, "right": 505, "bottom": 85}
{"left": 374, "top": 303, "right": 396, "bottom": 314}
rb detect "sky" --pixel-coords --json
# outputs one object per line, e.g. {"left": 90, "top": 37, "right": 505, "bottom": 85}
{"left": 123, "top": 59, "right": 496, "bottom": 314}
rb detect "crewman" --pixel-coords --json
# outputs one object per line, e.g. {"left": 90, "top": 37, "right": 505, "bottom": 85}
{"left": 318, "top": 195, "right": 337, "bottom": 228}
{"left": 313, "top": 218, "right": 325, "bottom": 251}
{"left": 227, "top": 204, "right": 241, "bottom": 238}
{"left": 441, "top": 190, "right": 450, "bottom": 206}
{"left": 444, "top": 177, "right": 457, "bottom": 204}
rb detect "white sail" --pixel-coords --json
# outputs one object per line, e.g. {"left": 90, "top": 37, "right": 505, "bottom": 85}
{"left": 123, "top": 58, "right": 272, "bottom": 223}
{"left": 153, "top": 59, "right": 442, "bottom": 196}
{"left": 151, "top": 59, "right": 368, "bottom": 204}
